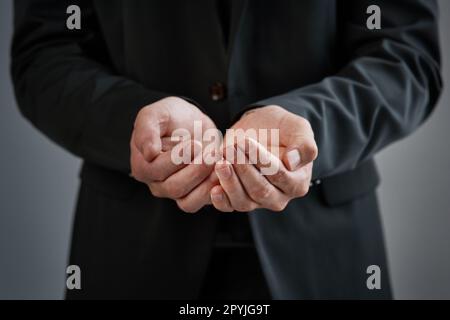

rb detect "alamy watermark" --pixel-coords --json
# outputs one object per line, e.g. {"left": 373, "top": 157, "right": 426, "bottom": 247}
{"left": 66, "top": 265, "right": 81, "bottom": 290}
{"left": 65, "top": 4, "right": 382, "bottom": 31}
{"left": 366, "top": 265, "right": 381, "bottom": 290}
{"left": 169, "top": 121, "right": 281, "bottom": 175}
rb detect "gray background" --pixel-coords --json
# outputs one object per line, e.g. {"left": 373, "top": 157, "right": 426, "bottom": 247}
{"left": 0, "top": 0, "right": 449, "bottom": 299}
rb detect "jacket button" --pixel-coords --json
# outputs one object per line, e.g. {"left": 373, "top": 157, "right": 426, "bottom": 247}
{"left": 209, "top": 82, "right": 227, "bottom": 101}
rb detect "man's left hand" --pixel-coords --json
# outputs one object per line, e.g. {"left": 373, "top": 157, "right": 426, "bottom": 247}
{"left": 210, "top": 105, "right": 318, "bottom": 212}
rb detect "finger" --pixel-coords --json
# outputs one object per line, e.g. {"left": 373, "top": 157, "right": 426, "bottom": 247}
{"left": 282, "top": 127, "right": 318, "bottom": 171}
{"left": 130, "top": 138, "right": 154, "bottom": 184}
{"left": 283, "top": 140, "right": 318, "bottom": 171}
{"left": 145, "top": 151, "right": 186, "bottom": 182}
{"left": 146, "top": 140, "right": 202, "bottom": 182}
{"left": 232, "top": 151, "right": 288, "bottom": 211}
{"left": 235, "top": 138, "right": 310, "bottom": 197}
{"left": 161, "top": 136, "right": 179, "bottom": 152}
{"left": 236, "top": 138, "right": 290, "bottom": 192}
{"left": 176, "top": 172, "right": 219, "bottom": 213}
{"left": 131, "top": 139, "right": 200, "bottom": 182}
{"left": 235, "top": 137, "right": 283, "bottom": 176}
{"left": 274, "top": 162, "right": 313, "bottom": 198}
{"left": 210, "top": 185, "right": 234, "bottom": 212}
{"left": 276, "top": 115, "right": 318, "bottom": 170}
{"left": 215, "top": 158, "right": 257, "bottom": 212}
{"left": 134, "top": 108, "right": 170, "bottom": 162}
{"left": 150, "top": 153, "right": 214, "bottom": 199}
{"left": 289, "top": 162, "right": 314, "bottom": 197}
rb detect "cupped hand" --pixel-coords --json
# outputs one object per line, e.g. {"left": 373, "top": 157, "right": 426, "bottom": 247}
{"left": 130, "top": 97, "right": 218, "bottom": 213}
{"left": 210, "top": 105, "right": 318, "bottom": 212}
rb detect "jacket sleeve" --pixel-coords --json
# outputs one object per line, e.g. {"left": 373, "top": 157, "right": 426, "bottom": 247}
{"left": 11, "top": 0, "right": 168, "bottom": 173}
{"left": 245, "top": 0, "right": 442, "bottom": 179}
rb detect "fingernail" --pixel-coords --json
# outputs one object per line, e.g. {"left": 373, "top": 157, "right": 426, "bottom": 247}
{"left": 211, "top": 191, "right": 223, "bottom": 202}
{"left": 216, "top": 162, "right": 232, "bottom": 179}
{"left": 287, "top": 149, "right": 301, "bottom": 170}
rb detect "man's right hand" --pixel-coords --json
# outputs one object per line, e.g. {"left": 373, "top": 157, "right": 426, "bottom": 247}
{"left": 130, "top": 97, "right": 218, "bottom": 213}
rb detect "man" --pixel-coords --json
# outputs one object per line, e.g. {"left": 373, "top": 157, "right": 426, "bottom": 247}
{"left": 11, "top": 0, "right": 441, "bottom": 299}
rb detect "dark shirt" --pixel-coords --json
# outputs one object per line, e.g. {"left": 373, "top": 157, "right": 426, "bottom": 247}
{"left": 213, "top": 0, "right": 254, "bottom": 247}
{"left": 216, "top": 0, "right": 232, "bottom": 49}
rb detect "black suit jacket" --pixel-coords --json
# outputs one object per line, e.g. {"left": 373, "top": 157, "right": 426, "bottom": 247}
{"left": 11, "top": 0, "right": 441, "bottom": 299}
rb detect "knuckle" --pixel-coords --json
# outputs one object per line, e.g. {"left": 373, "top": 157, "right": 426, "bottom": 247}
{"left": 130, "top": 166, "right": 139, "bottom": 180}
{"left": 176, "top": 199, "right": 199, "bottom": 214}
{"left": 142, "top": 143, "right": 159, "bottom": 161}
{"left": 234, "top": 203, "right": 254, "bottom": 212}
{"left": 193, "top": 164, "right": 210, "bottom": 179}
{"left": 297, "top": 116, "right": 312, "bottom": 130}
{"left": 236, "top": 163, "right": 251, "bottom": 175}
{"left": 161, "top": 96, "right": 184, "bottom": 106}
{"left": 132, "top": 129, "right": 145, "bottom": 148}
{"left": 148, "top": 184, "right": 163, "bottom": 198}
{"left": 130, "top": 134, "right": 136, "bottom": 149}
{"left": 130, "top": 164, "right": 145, "bottom": 183}
{"left": 148, "top": 167, "right": 165, "bottom": 182}
{"left": 303, "top": 143, "right": 318, "bottom": 162}
{"left": 251, "top": 184, "right": 272, "bottom": 201}
{"left": 215, "top": 204, "right": 233, "bottom": 213}
{"left": 165, "top": 182, "right": 186, "bottom": 199}
{"left": 311, "top": 144, "right": 319, "bottom": 160}
{"left": 265, "top": 105, "right": 284, "bottom": 113}
{"left": 271, "top": 169, "right": 288, "bottom": 184}
{"left": 295, "top": 183, "right": 310, "bottom": 197}
{"left": 133, "top": 113, "right": 143, "bottom": 129}
{"left": 271, "top": 201, "right": 288, "bottom": 212}
{"left": 224, "top": 206, "right": 235, "bottom": 213}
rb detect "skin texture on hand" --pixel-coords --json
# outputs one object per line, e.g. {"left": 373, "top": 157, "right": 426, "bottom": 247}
{"left": 131, "top": 100, "right": 318, "bottom": 213}
{"left": 130, "top": 97, "right": 218, "bottom": 212}
{"left": 210, "top": 105, "right": 318, "bottom": 212}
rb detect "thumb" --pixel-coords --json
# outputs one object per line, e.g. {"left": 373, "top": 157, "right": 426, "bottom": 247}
{"left": 134, "top": 107, "right": 169, "bottom": 162}
{"left": 283, "top": 140, "right": 318, "bottom": 171}
{"left": 282, "top": 132, "right": 318, "bottom": 171}
{"left": 280, "top": 116, "right": 318, "bottom": 171}
{"left": 139, "top": 129, "right": 162, "bottom": 162}
{"left": 283, "top": 143, "right": 318, "bottom": 171}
